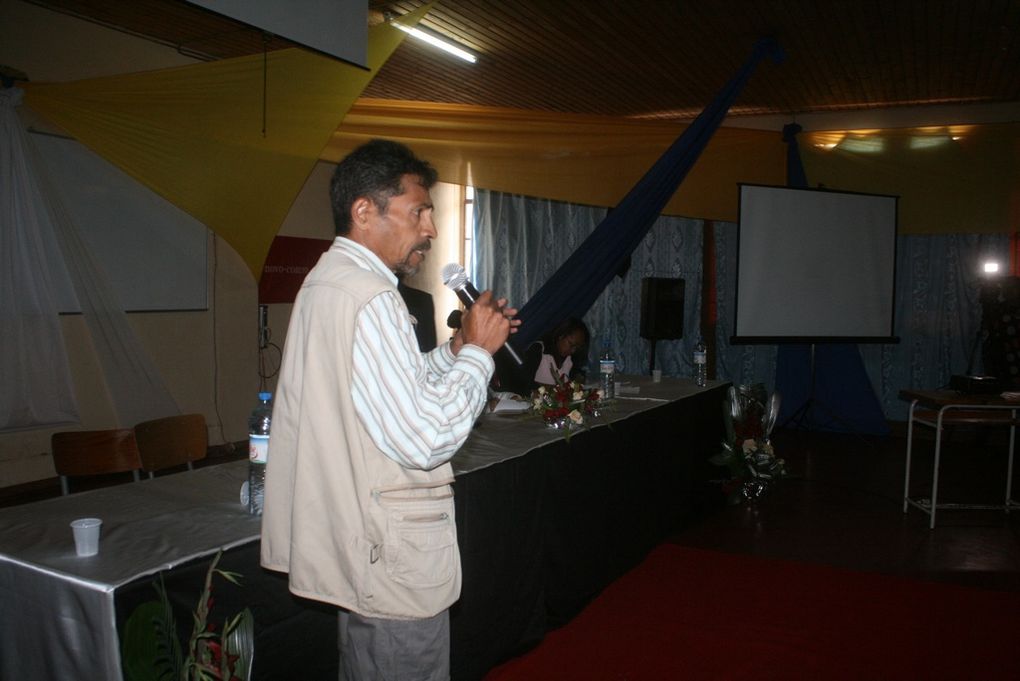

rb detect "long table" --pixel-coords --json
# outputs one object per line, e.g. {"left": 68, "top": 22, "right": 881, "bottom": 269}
{"left": 0, "top": 460, "right": 259, "bottom": 680}
{"left": 0, "top": 377, "right": 728, "bottom": 680}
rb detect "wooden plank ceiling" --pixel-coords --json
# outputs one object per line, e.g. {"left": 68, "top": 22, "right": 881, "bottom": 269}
{"left": 21, "top": 0, "right": 1020, "bottom": 122}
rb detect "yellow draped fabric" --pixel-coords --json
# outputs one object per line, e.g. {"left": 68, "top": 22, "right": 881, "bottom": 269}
{"left": 324, "top": 100, "right": 788, "bottom": 223}
{"left": 22, "top": 5, "right": 431, "bottom": 280}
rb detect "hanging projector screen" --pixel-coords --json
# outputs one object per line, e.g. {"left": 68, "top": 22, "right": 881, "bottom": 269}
{"left": 185, "top": 0, "right": 367, "bottom": 68}
{"left": 732, "top": 184, "right": 898, "bottom": 343}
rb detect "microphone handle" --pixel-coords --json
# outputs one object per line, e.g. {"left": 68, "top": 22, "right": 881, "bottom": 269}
{"left": 454, "top": 285, "right": 479, "bottom": 308}
{"left": 454, "top": 284, "right": 523, "bottom": 366}
{"left": 500, "top": 337, "right": 524, "bottom": 366}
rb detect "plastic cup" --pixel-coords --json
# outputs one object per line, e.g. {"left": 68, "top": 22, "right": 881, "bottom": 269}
{"left": 70, "top": 517, "right": 102, "bottom": 557}
{"left": 652, "top": 369, "right": 662, "bottom": 383}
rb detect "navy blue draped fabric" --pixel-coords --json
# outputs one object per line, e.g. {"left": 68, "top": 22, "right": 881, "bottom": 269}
{"left": 782, "top": 122, "right": 807, "bottom": 188}
{"left": 510, "top": 38, "right": 784, "bottom": 349}
{"left": 775, "top": 123, "right": 891, "bottom": 435}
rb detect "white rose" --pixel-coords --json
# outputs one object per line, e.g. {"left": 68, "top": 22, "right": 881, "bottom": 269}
{"left": 572, "top": 390, "right": 584, "bottom": 401}
{"left": 569, "top": 409, "right": 584, "bottom": 424}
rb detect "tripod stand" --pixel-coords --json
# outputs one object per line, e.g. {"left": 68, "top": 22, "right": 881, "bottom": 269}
{"left": 779, "top": 344, "right": 860, "bottom": 433}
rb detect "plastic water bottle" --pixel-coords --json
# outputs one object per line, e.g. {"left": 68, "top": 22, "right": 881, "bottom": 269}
{"left": 248, "top": 391, "right": 272, "bottom": 516}
{"left": 694, "top": 340, "right": 707, "bottom": 387}
{"left": 599, "top": 343, "right": 616, "bottom": 400}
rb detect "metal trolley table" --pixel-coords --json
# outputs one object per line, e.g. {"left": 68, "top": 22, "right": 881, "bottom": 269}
{"left": 900, "top": 389, "right": 1020, "bottom": 528}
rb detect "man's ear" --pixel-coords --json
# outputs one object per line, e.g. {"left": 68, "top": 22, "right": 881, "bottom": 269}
{"left": 351, "top": 196, "right": 375, "bottom": 233}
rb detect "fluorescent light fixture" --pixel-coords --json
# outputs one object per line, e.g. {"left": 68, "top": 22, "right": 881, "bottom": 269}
{"left": 391, "top": 21, "right": 477, "bottom": 63}
{"left": 838, "top": 135, "right": 885, "bottom": 153}
{"left": 909, "top": 135, "right": 951, "bottom": 150}
{"left": 983, "top": 261, "right": 1000, "bottom": 274}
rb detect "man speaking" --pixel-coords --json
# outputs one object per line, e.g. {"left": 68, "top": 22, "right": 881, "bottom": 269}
{"left": 261, "top": 139, "right": 516, "bottom": 680}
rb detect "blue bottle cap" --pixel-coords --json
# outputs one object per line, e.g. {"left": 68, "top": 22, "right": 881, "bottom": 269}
{"left": 258, "top": 391, "right": 272, "bottom": 400}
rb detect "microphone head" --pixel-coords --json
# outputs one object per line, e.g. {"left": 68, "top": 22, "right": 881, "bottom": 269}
{"left": 441, "top": 263, "right": 468, "bottom": 290}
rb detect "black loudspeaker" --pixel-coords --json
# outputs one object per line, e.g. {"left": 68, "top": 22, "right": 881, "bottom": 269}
{"left": 640, "top": 277, "right": 685, "bottom": 340}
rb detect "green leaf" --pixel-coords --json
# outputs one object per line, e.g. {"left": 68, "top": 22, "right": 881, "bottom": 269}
{"left": 213, "top": 568, "right": 243, "bottom": 587}
{"left": 121, "top": 574, "right": 182, "bottom": 681}
{"left": 121, "top": 602, "right": 167, "bottom": 681}
{"left": 224, "top": 608, "right": 255, "bottom": 681}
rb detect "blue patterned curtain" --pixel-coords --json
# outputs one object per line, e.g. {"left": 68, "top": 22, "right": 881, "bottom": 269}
{"left": 474, "top": 191, "right": 702, "bottom": 376}
{"left": 475, "top": 190, "right": 1008, "bottom": 422}
{"left": 861, "top": 233, "right": 1007, "bottom": 421}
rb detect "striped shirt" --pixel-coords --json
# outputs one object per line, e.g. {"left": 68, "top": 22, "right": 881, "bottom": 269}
{"left": 336, "top": 238, "right": 493, "bottom": 471}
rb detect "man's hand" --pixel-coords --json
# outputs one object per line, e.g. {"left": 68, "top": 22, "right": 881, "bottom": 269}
{"left": 459, "top": 291, "right": 516, "bottom": 356}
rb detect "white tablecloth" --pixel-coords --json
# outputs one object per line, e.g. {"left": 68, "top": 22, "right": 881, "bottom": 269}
{"left": 0, "top": 460, "right": 258, "bottom": 681}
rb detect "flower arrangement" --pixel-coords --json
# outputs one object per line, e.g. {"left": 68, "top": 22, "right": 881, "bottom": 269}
{"left": 121, "top": 550, "right": 253, "bottom": 681}
{"left": 709, "top": 383, "right": 786, "bottom": 504}
{"left": 530, "top": 371, "right": 603, "bottom": 437}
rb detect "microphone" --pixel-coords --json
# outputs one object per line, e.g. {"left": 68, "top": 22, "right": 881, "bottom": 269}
{"left": 441, "top": 263, "right": 523, "bottom": 365}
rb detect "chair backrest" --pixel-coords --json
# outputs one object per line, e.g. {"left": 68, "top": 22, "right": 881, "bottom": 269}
{"left": 134, "top": 413, "right": 209, "bottom": 477}
{"left": 51, "top": 429, "right": 143, "bottom": 495}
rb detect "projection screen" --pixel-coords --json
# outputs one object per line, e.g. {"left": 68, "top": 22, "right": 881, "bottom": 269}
{"left": 732, "top": 184, "right": 898, "bottom": 343}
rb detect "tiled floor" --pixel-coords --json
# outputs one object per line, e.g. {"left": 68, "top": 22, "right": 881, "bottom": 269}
{"left": 670, "top": 427, "right": 1020, "bottom": 592}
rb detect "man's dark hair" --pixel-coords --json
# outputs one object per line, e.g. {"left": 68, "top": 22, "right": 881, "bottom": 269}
{"left": 330, "top": 139, "right": 438, "bottom": 235}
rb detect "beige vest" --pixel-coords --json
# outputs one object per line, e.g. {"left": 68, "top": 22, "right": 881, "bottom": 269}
{"left": 260, "top": 250, "right": 461, "bottom": 619}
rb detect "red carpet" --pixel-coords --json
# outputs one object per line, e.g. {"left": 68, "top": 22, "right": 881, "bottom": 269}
{"left": 484, "top": 544, "right": 1020, "bottom": 680}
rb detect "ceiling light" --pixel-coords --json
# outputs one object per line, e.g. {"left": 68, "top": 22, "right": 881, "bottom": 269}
{"left": 838, "top": 136, "right": 885, "bottom": 153}
{"left": 390, "top": 20, "right": 477, "bottom": 63}
{"left": 807, "top": 132, "right": 844, "bottom": 150}
{"left": 909, "top": 135, "right": 951, "bottom": 149}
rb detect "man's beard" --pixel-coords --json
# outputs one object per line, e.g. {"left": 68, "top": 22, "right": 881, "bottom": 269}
{"left": 394, "top": 240, "right": 431, "bottom": 277}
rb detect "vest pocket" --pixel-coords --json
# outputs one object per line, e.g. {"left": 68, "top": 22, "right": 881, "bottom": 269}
{"left": 382, "top": 497, "right": 457, "bottom": 589}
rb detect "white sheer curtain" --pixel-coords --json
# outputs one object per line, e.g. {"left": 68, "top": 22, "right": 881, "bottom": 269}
{"left": 0, "top": 88, "right": 78, "bottom": 430}
{"left": 475, "top": 188, "right": 1008, "bottom": 422}
{"left": 1, "top": 87, "right": 179, "bottom": 431}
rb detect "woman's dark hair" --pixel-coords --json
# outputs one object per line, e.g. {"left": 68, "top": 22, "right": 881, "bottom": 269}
{"left": 541, "top": 317, "right": 590, "bottom": 361}
{"left": 329, "top": 139, "right": 438, "bottom": 235}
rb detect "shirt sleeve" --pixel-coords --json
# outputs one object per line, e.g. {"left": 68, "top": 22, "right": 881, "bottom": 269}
{"left": 351, "top": 290, "right": 493, "bottom": 470}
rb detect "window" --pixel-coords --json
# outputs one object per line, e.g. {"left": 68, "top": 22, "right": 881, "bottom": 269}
{"left": 463, "top": 185, "right": 475, "bottom": 278}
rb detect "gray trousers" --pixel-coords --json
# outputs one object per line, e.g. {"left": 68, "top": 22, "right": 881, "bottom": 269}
{"left": 338, "top": 609, "right": 450, "bottom": 681}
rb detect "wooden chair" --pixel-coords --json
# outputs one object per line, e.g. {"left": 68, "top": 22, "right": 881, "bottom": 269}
{"left": 133, "top": 413, "right": 208, "bottom": 479}
{"left": 51, "top": 429, "right": 143, "bottom": 495}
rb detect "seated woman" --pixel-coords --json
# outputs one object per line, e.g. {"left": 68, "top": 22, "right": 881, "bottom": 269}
{"left": 494, "top": 317, "right": 590, "bottom": 396}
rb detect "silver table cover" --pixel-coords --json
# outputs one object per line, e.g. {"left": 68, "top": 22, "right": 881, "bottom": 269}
{"left": 453, "top": 375, "right": 715, "bottom": 475}
{"left": 0, "top": 459, "right": 258, "bottom": 681}
{"left": 0, "top": 375, "right": 716, "bottom": 680}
